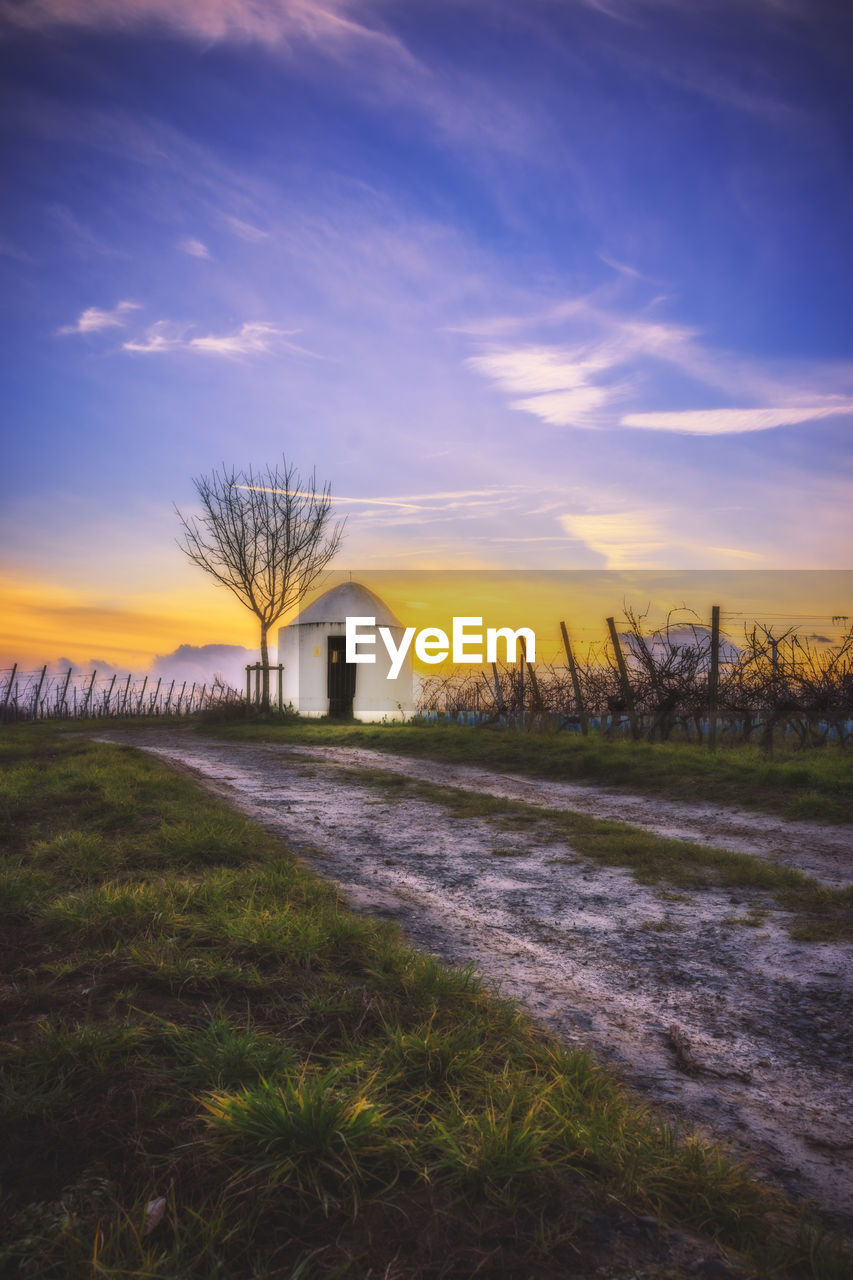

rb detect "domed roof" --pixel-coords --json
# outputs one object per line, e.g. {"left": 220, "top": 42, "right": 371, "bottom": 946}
{"left": 290, "top": 581, "right": 403, "bottom": 628}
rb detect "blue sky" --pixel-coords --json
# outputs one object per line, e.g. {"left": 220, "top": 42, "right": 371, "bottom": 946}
{"left": 1, "top": 0, "right": 852, "bottom": 661}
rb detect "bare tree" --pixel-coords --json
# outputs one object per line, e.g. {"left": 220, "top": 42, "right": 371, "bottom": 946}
{"left": 176, "top": 458, "right": 344, "bottom": 709}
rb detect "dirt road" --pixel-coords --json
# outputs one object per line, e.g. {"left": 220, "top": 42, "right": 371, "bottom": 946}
{"left": 97, "top": 731, "right": 853, "bottom": 1229}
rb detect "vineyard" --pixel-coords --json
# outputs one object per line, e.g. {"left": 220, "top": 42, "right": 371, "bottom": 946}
{"left": 0, "top": 667, "right": 243, "bottom": 724}
{"left": 420, "top": 608, "right": 853, "bottom": 748}
{"left": 4, "top": 609, "right": 852, "bottom": 748}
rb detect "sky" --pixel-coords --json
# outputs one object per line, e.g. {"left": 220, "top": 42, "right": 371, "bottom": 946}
{"left": 1, "top": 0, "right": 852, "bottom": 669}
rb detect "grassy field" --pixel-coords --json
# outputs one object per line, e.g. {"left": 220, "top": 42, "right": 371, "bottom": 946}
{"left": 204, "top": 718, "right": 853, "bottom": 826}
{"left": 1, "top": 725, "right": 849, "bottom": 1278}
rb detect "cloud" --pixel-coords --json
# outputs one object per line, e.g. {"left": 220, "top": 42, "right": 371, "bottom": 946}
{"left": 465, "top": 295, "right": 853, "bottom": 435}
{"left": 510, "top": 385, "right": 617, "bottom": 428}
{"left": 178, "top": 236, "right": 210, "bottom": 258}
{"left": 58, "top": 300, "right": 141, "bottom": 335}
{"left": 151, "top": 642, "right": 256, "bottom": 686}
{"left": 123, "top": 319, "right": 319, "bottom": 358}
{"left": 620, "top": 404, "right": 853, "bottom": 435}
{"left": 223, "top": 214, "right": 269, "bottom": 242}
{"left": 560, "top": 510, "right": 670, "bottom": 568}
{"left": 4, "top": 2, "right": 538, "bottom": 167}
{"left": 468, "top": 346, "right": 613, "bottom": 395}
{"left": 1, "top": 0, "right": 411, "bottom": 60}
{"left": 235, "top": 485, "right": 528, "bottom": 516}
{"left": 557, "top": 507, "right": 785, "bottom": 569}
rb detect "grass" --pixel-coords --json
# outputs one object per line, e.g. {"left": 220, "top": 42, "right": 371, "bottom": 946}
{"left": 205, "top": 717, "right": 853, "bottom": 826}
{"left": 0, "top": 724, "right": 849, "bottom": 1278}
{"left": 341, "top": 765, "right": 853, "bottom": 943}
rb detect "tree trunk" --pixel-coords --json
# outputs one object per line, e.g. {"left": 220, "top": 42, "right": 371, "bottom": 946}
{"left": 260, "top": 621, "right": 270, "bottom": 710}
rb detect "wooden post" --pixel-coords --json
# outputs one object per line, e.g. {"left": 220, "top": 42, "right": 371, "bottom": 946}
{"left": 518, "top": 648, "right": 525, "bottom": 729}
{"left": 559, "top": 621, "right": 588, "bottom": 736}
{"left": 1, "top": 663, "right": 16, "bottom": 724}
{"left": 59, "top": 667, "right": 73, "bottom": 718}
{"left": 246, "top": 666, "right": 252, "bottom": 705}
{"left": 31, "top": 665, "right": 47, "bottom": 721}
{"left": 277, "top": 664, "right": 283, "bottom": 711}
{"left": 137, "top": 676, "right": 148, "bottom": 715}
{"left": 150, "top": 677, "right": 161, "bottom": 716}
{"left": 254, "top": 664, "right": 261, "bottom": 707}
{"left": 708, "top": 605, "right": 720, "bottom": 751}
{"left": 519, "top": 636, "right": 543, "bottom": 727}
{"left": 81, "top": 670, "right": 97, "bottom": 718}
{"left": 103, "top": 673, "right": 117, "bottom": 717}
{"left": 164, "top": 679, "right": 175, "bottom": 715}
{"left": 121, "top": 673, "right": 131, "bottom": 715}
{"left": 490, "top": 662, "right": 505, "bottom": 715}
{"left": 605, "top": 618, "right": 640, "bottom": 741}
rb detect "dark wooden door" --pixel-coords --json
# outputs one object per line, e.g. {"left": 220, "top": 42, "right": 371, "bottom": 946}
{"left": 327, "top": 635, "right": 356, "bottom": 718}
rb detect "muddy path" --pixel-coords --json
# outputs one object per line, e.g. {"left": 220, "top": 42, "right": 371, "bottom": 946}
{"left": 270, "top": 742, "right": 853, "bottom": 890}
{"left": 97, "top": 731, "right": 853, "bottom": 1229}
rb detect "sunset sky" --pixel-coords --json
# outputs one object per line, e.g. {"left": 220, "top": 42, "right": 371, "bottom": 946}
{"left": 1, "top": 0, "right": 851, "bottom": 669}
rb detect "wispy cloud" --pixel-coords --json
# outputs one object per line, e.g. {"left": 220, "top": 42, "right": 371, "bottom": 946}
{"left": 467, "top": 331, "right": 639, "bottom": 428}
{"left": 558, "top": 506, "right": 784, "bottom": 570}
{"left": 58, "top": 300, "right": 141, "bottom": 335}
{"left": 621, "top": 404, "right": 853, "bottom": 435}
{"left": 560, "top": 510, "right": 671, "bottom": 569}
{"left": 0, "top": 0, "right": 407, "bottom": 59}
{"left": 5, "top": 2, "right": 537, "bottom": 168}
{"left": 222, "top": 214, "right": 269, "bottom": 242}
{"left": 178, "top": 236, "right": 210, "bottom": 258}
{"left": 236, "top": 486, "right": 526, "bottom": 514}
{"left": 465, "top": 294, "right": 853, "bottom": 435}
{"left": 510, "top": 385, "right": 618, "bottom": 428}
{"left": 123, "top": 319, "right": 319, "bottom": 358}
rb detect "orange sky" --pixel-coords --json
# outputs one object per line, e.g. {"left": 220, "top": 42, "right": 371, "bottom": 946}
{"left": 3, "top": 567, "right": 849, "bottom": 676}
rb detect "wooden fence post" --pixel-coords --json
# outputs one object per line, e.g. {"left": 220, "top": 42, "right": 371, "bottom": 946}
{"left": 519, "top": 636, "right": 543, "bottom": 727}
{"left": 709, "top": 605, "right": 720, "bottom": 750}
{"left": 1, "top": 664, "right": 16, "bottom": 723}
{"left": 277, "top": 665, "right": 283, "bottom": 711}
{"left": 490, "top": 662, "right": 505, "bottom": 715}
{"left": 31, "top": 665, "right": 47, "bottom": 721}
{"left": 104, "top": 674, "right": 117, "bottom": 717}
{"left": 518, "top": 649, "right": 525, "bottom": 729}
{"left": 559, "top": 621, "right": 588, "bottom": 736}
{"left": 59, "top": 668, "right": 72, "bottom": 718}
{"left": 81, "top": 670, "right": 97, "bottom": 718}
{"left": 605, "top": 618, "right": 640, "bottom": 741}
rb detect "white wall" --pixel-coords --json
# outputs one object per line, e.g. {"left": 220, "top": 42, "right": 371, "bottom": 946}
{"left": 278, "top": 619, "right": 414, "bottom": 721}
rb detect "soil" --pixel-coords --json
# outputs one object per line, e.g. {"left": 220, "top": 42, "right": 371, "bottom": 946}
{"left": 96, "top": 730, "right": 853, "bottom": 1233}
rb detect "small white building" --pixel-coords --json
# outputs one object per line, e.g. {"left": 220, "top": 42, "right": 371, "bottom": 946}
{"left": 278, "top": 581, "right": 415, "bottom": 721}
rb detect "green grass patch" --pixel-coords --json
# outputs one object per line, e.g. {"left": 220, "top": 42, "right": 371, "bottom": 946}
{"left": 0, "top": 723, "right": 848, "bottom": 1278}
{"left": 207, "top": 718, "right": 853, "bottom": 825}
